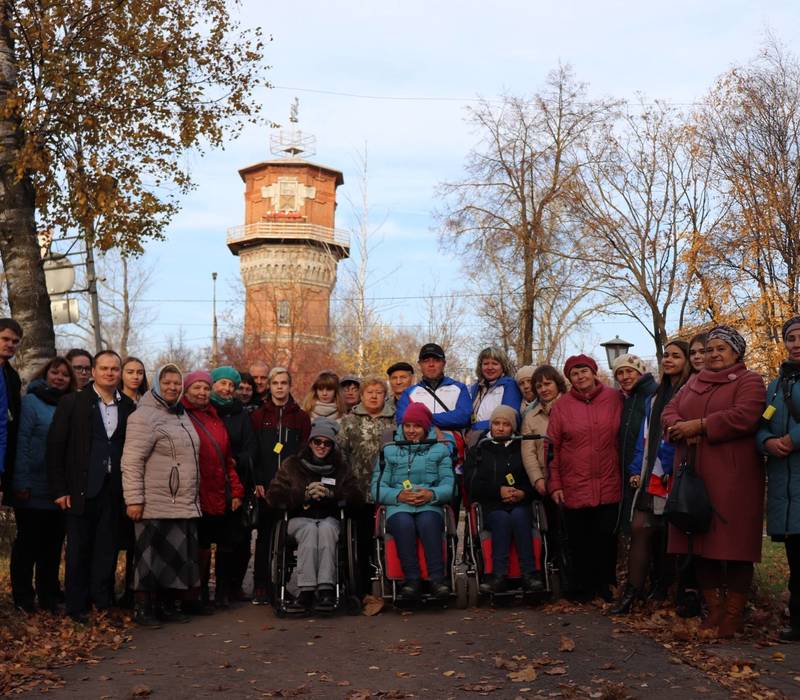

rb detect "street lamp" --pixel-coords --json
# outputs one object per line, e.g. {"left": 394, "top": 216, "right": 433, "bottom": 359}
{"left": 600, "top": 335, "right": 634, "bottom": 371}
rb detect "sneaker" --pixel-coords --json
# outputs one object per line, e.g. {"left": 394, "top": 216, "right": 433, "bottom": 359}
{"left": 522, "top": 573, "right": 545, "bottom": 593}
{"left": 398, "top": 579, "right": 421, "bottom": 601}
{"left": 430, "top": 581, "right": 450, "bottom": 600}
{"left": 313, "top": 589, "right": 336, "bottom": 613}
{"left": 251, "top": 588, "right": 268, "bottom": 605}
{"left": 286, "top": 591, "right": 313, "bottom": 613}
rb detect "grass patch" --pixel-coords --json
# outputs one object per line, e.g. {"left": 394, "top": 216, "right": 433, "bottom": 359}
{"left": 754, "top": 536, "right": 789, "bottom": 604}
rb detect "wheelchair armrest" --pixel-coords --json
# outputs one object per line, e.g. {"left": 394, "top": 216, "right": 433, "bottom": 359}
{"left": 373, "top": 505, "right": 387, "bottom": 537}
{"left": 469, "top": 502, "right": 483, "bottom": 535}
{"left": 443, "top": 504, "right": 457, "bottom": 536}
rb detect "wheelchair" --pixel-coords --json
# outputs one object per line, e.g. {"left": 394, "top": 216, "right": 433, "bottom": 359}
{"left": 269, "top": 505, "right": 362, "bottom": 617}
{"left": 370, "top": 438, "right": 463, "bottom": 608}
{"left": 461, "top": 433, "right": 562, "bottom": 605}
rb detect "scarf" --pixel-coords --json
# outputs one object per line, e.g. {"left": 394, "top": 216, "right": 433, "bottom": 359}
{"left": 29, "top": 379, "right": 69, "bottom": 406}
{"left": 211, "top": 392, "right": 234, "bottom": 408}
{"left": 301, "top": 457, "right": 335, "bottom": 477}
{"left": 312, "top": 401, "right": 339, "bottom": 419}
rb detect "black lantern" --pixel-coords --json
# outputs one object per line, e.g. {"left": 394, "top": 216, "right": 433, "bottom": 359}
{"left": 600, "top": 335, "right": 634, "bottom": 371}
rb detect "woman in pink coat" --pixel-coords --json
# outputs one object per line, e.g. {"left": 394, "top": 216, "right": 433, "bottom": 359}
{"left": 547, "top": 354, "right": 623, "bottom": 602}
{"left": 662, "top": 325, "right": 765, "bottom": 638}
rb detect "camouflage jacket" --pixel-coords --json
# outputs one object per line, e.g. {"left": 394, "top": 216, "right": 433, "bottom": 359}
{"left": 337, "top": 401, "right": 395, "bottom": 500}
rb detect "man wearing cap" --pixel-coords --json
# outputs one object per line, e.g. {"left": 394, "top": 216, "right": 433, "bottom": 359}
{"left": 396, "top": 344, "right": 472, "bottom": 432}
{"left": 386, "top": 362, "right": 415, "bottom": 407}
{"left": 47, "top": 350, "right": 136, "bottom": 622}
{"left": 339, "top": 374, "right": 361, "bottom": 414}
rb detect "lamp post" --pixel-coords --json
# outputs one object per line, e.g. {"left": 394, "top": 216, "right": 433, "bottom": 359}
{"left": 600, "top": 335, "right": 634, "bottom": 372}
{"left": 211, "top": 272, "right": 218, "bottom": 368}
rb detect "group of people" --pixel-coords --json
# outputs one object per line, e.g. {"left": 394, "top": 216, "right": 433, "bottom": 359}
{"left": 1, "top": 315, "right": 799, "bottom": 642}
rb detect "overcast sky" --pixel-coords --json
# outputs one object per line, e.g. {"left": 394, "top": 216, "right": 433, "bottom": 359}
{"left": 88, "top": 0, "right": 800, "bottom": 369}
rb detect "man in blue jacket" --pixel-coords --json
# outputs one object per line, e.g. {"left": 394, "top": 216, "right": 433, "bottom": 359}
{"left": 396, "top": 343, "right": 472, "bottom": 431}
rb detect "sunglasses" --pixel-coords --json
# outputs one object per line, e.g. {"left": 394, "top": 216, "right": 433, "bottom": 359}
{"left": 310, "top": 438, "right": 333, "bottom": 448}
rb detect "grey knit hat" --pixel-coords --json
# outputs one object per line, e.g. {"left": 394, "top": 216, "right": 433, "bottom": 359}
{"left": 309, "top": 418, "right": 339, "bottom": 442}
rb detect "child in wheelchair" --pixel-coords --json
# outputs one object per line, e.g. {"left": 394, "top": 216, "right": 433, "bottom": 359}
{"left": 370, "top": 403, "right": 454, "bottom": 601}
{"left": 465, "top": 405, "right": 544, "bottom": 594}
{"left": 265, "top": 418, "right": 362, "bottom": 613}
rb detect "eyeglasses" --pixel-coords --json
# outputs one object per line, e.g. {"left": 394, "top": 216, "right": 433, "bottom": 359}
{"left": 72, "top": 365, "right": 92, "bottom": 374}
{"left": 310, "top": 438, "right": 333, "bottom": 448}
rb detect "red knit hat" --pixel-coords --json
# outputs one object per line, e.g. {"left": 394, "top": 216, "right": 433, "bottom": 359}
{"left": 563, "top": 354, "right": 598, "bottom": 378}
{"left": 402, "top": 402, "right": 433, "bottom": 431}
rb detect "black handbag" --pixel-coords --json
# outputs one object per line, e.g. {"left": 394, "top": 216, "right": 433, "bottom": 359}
{"left": 664, "top": 445, "right": 713, "bottom": 535}
{"left": 239, "top": 492, "right": 261, "bottom": 529}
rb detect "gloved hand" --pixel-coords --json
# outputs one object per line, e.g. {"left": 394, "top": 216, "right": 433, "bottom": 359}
{"left": 305, "top": 482, "right": 331, "bottom": 501}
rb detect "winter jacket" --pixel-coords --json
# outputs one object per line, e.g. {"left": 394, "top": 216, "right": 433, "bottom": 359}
{"left": 465, "top": 437, "right": 533, "bottom": 516}
{"left": 520, "top": 396, "right": 561, "bottom": 486}
{"left": 468, "top": 375, "right": 523, "bottom": 432}
{"left": 618, "top": 373, "right": 658, "bottom": 474}
{"left": 758, "top": 361, "right": 800, "bottom": 537}
{"left": 122, "top": 390, "right": 202, "bottom": 520}
{"left": 13, "top": 380, "right": 67, "bottom": 510}
{"left": 46, "top": 382, "right": 136, "bottom": 516}
{"left": 265, "top": 448, "right": 362, "bottom": 519}
{"left": 213, "top": 398, "right": 258, "bottom": 492}
{"left": 396, "top": 376, "right": 472, "bottom": 431}
{"left": 663, "top": 363, "right": 765, "bottom": 562}
{"left": 546, "top": 382, "right": 623, "bottom": 510}
{"left": 337, "top": 401, "right": 395, "bottom": 500}
{"left": 0, "top": 360, "right": 21, "bottom": 505}
{"left": 182, "top": 398, "right": 244, "bottom": 516}
{"left": 250, "top": 396, "right": 311, "bottom": 488}
{"left": 370, "top": 425, "right": 454, "bottom": 519}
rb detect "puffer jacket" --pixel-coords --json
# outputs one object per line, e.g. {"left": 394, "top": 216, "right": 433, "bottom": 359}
{"left": 213, "top": 397, "right": 258, "bottom": 492}
{"left": 758, "top": 361, "right": 800, "bottom": 536}
{"left": 265, "top": 447, "right": 362, "bottom": 519}
{"left": 520, "top": 396, "right": 561, "bottom": 486}
{"left": 546, "top": 382, "right": 623, "bottom": 509}
{"left": 465, "top": 436, "right": 533, "bottom": 516}
{"left": 122, "top": 390, "right": 202, "bottom": 520}
{"left": 337, "top": 401, "right": 395, "bottom": 499}
{"left": 370, "top": 425, "right": 454, "bottom": 519}
{"left": 182, "top": 397, "right": 244, "bottom": 516}
{"left": 13, "top": 380, "right": 67, "bottom": 509}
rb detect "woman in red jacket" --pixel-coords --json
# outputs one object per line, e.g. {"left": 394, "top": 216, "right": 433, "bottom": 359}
{"left": 182, "top": 371, "right": 244, "bottom": 612}
{"left": 547, "top": 354, "right": 623, "bottom": 603}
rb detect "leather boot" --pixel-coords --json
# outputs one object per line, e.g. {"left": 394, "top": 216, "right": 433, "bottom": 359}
{"left": 717, "top": 591, "right": 747, "bottom": 638}
{"left": 610, "top": 584, "right": 640, "bottom": 615}
{"left": 699, "top": 588, "right": 724, "bottom": 631}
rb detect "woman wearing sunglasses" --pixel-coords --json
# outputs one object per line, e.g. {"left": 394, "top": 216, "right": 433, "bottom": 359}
{"left": 265, "top": 418, "right": 362, "bottom": 613}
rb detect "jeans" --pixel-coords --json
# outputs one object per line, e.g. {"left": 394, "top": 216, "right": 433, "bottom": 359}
{"left": 486, "top": 505, "right": 536, "bottom": 576}
{"left": 387, "top": 510, "right": 444, "bottom": 582}
{"left": 287, "top": 517, "right": 339, "bottom": 590}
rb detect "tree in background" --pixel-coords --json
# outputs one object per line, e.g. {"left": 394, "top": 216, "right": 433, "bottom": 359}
{"left": 0, "top": 0, "right": 266, "bottom": 376}
{"left": 438, "top": 66, "right": 615, "bottom": 365}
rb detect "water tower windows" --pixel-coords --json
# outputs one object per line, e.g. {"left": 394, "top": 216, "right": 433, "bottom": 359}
{"left": 277, "top": 300, "right": 291, "bottom": 326}
{"left": 261, "top": 177, "right": 317, "bottom": 214}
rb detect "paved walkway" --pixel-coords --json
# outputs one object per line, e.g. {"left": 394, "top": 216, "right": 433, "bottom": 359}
{"left": 28, "top": 600, "right": 794, "bottom": 699}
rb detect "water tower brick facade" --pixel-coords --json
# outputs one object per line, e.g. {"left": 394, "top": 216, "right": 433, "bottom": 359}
{"left": 227, "top": 159, "right": 348, "bottom": 367}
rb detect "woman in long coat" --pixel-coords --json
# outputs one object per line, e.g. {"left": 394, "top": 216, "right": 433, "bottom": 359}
{"left": 662, "top": 325, "right": 765, "bottom": 638}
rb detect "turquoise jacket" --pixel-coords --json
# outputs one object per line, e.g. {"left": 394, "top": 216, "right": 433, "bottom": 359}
{"left": 757, "top": 365, "right": 800, "bottom": 536}
{"left": 370, "top": 425, "right": 454, "bottom": 519}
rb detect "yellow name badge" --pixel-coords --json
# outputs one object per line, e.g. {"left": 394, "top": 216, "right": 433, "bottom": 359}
{"left": 273, "top": 442, "right": 284, "bottom": 454}
{"left": 402, "top": 480, "right": 413, "bottom": 490}
{"left": 763, "top": 405, "right": 777, "bottom": 420}
{"left": 505, "top": 473, "right": 515, "bottom": 486}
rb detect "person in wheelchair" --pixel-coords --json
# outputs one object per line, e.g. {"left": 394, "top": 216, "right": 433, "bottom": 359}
{"left": 465, "top": 405, "right": 544, "bottom": 594}
{"left": 371, "top": 403, "right": 453, "bottom": 601}
{"left": 265, "top": 418, "right": 362, "bottom": 613}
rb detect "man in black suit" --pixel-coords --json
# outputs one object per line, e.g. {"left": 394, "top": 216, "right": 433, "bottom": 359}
{"left": 0, "top": 318, "right": 22, "bottom": 505}
{"left": 47, "top": 350, "right": 135, "bottom": 622}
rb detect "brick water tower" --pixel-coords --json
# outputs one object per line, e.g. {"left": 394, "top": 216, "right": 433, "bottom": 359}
{"left": 227, "top": 106, "right": 349, "bottom": 366}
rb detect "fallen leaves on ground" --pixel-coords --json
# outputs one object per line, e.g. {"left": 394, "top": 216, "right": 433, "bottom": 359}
{"left": 559, "top": 635, "right": 576, "bottom": 652}
{"left": 507, "top": 665, "right": 537, "bottom": 682}
{"left": 362, "top": 595, "right": 384, "bottom": 617}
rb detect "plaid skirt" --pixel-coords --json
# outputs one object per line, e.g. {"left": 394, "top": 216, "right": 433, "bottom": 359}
{"left": 134, "top": 518, "right": 200, "bottom": 592}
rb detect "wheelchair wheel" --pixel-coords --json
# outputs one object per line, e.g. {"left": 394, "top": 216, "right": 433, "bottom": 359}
{"left": 467, "top": 574, "right": 479, "bottom": 608}
{"left": 454, "top": 573, "right": 468, "bottom": 609}
{"left": 269, "top": 518, "right": 287, "bottom": 608}
{"left": 345, "top": 518, "right": 359, "bottom": 598}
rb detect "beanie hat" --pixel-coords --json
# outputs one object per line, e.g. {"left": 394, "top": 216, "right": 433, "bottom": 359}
{"left": 783, "top": 316, "right": 800, "bottom": 340}
{"left": 612, "top": 353, "right": 647, "bottom": 377}
{"left": 309, "top": 418, "right": 340, "bottom": 442}
{"left": 401, "top": 402, "right": 433, "bottom": 431}
{"left": 490, "top": 405, "right": 518, "bottom": 429}
{"left": 211, "top": 366, "right": 241, "bottom": 386}
{"left": 708, "top": 324, "right": 746, "bottom": 360}
{"left": 563, "top": 354, "right": 598, "bottom": 378}
{"left": 183, "top": 370, "right": 212, "bottom": 390}
{"left": 515, "top": 365, "right": 535, "bottom": 383}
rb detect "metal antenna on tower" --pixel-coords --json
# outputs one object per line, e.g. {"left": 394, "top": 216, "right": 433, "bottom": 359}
{"left": 270, "top": 98, "right": 316, "bottom": 159}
